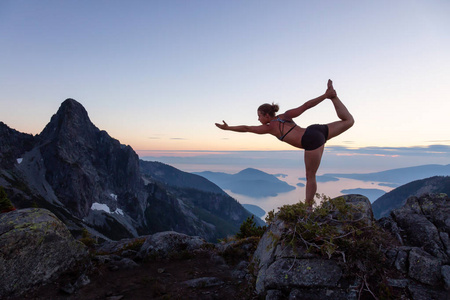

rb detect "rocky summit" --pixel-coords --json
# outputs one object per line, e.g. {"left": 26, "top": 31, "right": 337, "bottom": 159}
{"left": 252, "top": 193, "right": 450, "bottom": 299}
{"left": 1, "top": 193, "right": 448, "bottom": 299}
{"left": 0, "top": 98, "right": 257, "bottom": 242}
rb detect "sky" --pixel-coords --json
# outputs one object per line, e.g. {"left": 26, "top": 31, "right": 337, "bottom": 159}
{"left": 1, "top": 0, "right": 449, "bottom": 169}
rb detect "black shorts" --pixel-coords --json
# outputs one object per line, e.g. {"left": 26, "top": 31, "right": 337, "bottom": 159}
{"left": 301, "top": 124, "right": 329, "bottom": 151}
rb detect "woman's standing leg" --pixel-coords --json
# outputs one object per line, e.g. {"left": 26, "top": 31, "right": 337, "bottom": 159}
{"left": 304, "top": 145, "right": 325, "bottom": 207}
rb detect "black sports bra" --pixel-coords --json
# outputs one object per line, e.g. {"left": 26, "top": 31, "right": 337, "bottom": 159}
{"left": 272, "top": 117, "right": 297, "bottom": 141}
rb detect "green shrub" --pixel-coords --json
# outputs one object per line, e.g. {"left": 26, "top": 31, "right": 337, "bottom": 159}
{"left": 122, "top": 238, "right": 146, "bottom": 252}
{"left": 79, "top": 228, "right": 96, "bottom": 248}
{"left": 236, "top": 215, "right": 266, "bottom": 239}
{"left": 0, "top": 186, "right": 15, "bottom": 213}
{"left": 273, "top": 194, "right": 397, "bottom": 298}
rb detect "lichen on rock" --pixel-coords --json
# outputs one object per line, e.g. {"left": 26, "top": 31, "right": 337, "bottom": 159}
{"left": 0, "top": 208, "right": 88, "bottom": 298}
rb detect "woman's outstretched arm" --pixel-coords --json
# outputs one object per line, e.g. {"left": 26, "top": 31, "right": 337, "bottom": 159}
{"left": 283, "top": 79, "right": 336, "bottom": 119}
{"left": 215, "top": 121, "right": 271, "bottom": 134}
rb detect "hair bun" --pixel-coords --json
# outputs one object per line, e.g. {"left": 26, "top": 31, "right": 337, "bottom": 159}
{"left": 258, "top": 102, "right": 280, "bottom": 117}
{"left": 271, "top": 103, "right": 279, "bottom": 112}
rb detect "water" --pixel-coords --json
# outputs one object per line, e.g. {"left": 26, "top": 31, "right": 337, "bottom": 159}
{"left": 169, "top": 163, "right": 394, "bottom": 220}
{"left": 226, "top": 177, "right": 393, "bottom": 219}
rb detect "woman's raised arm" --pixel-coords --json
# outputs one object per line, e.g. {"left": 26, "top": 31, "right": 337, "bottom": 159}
{"left": 215, "top": 121, "right": 272, "bottom": 135}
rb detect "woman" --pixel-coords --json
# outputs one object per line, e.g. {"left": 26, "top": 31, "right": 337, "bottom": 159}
{"left": 215, "top": 80, "right": 354, "bottom": 207}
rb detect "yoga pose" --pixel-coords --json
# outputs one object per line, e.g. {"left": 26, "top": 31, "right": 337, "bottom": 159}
{"left": 215, "top": 80, "right": 354, "bottom": 207}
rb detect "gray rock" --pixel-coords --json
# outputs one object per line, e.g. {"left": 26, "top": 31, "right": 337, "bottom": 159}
{"left": 442, "top": 265, "right": 450, "bottom": 290}
{"left": 339, "top": 194, "right": 374, "bottom": 226}
{"left": 392, "top": 196, "right": 448, "bottom": 260}
{"left": 273, "top": 240, "right": 316, "bottom": 259}
{"left": 138, "top": 231, "right": 206, "bottom": 259}
{"left": 97, "top": 236, "right": 147, "bottom": 254}
{"left": 182, "top": 277, "right": 224, "bottom": 288}
{"left": 440, "top": 232, "right": 450, "bottom": 258}
{"left": 288, "top": 288, "right": 352, "bottom": 300}
{"left": 232, "top": 260, "right": 250, "bottom": 279}
{"left": 231, "top": 269, "right": 247, "bottom": 279}
{"left": 394, "top": 248, "right": 409, "bottom": 273}
{"left": 384, "top": 248, "right": 399, "bottom": 267}
{"left": 386, "top": 278, "right": 409, "bottom": 288}
{"left": 60, "top": 283, "right": 76, "bottom": 295}
{"left": 408, "top": 247, "right": 442, "bottom": 286}
{"left": 75, "top": 273, "right": 91, "bottom": 287}
{"left": 378, "top": 215, "right": 404, "bottom": 244}
{"left": 109, "top": 257, "right": 139, "bottom": 270}
{"left": 266, "top": 289, "right": 283, "bottom": 300}
{"left": 407, "top": 282, "right": 449, "bottom": 300}
{"left": 253, "top": 219, "right": 286, "bottom": 294}
{"left": 0, "top": 208, "right": 88, "bottom": 298}
{"left": 210, "top": 254, "right": 227, "bottom": 266}
{"left": 263, "top": 258, "right": 342, "bottom": 290}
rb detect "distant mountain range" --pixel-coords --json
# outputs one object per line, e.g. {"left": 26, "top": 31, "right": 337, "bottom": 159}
{"left": 318, "top": 164, "right": 450, "bottom": 185}
{"left": 193, "top": 168, "right": 296, "bottom": 198}
{"left": 372, "top": 176, "right": 450, "bottom": 219}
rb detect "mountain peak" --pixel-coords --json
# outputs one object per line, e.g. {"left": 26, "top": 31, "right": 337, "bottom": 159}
{"left": 57, "top": 98, "right": 90, "bottom": 121}
{"left": 39, "top": 99, "right": 98, "bottom": 141}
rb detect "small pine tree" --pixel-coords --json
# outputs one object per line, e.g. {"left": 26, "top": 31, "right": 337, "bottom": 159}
{"left": 79, "top": 228, "right": 96, "bottom": 248}
{"left": 0, "top": 186, "right": 15, "bottom": 213}
{"left": 236, "top": 215, "right": 266, "bottom": 239}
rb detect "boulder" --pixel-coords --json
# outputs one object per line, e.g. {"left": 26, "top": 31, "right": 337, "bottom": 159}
{"left": 0, "top": 208, "right": 88, "bottom": 298}
{"left": 408, "top": 247, "right": 442, "bottom": 286}
{"left": 263, "top": 258, "right": 342, "bottom": 289}
{"left": 252, "top": 195, "right": 372, "bottom": 298}
{"left": 252, "top": 194, "right": 450, "bottom": 298}
{"left": 391, "top": 196, "right": 448, "bottom": 260}
{"left": 339, "top": 194, "right": 374, "bottom": 226}
{"left": 137, "top": 231, "right": 206, "bottom": 259}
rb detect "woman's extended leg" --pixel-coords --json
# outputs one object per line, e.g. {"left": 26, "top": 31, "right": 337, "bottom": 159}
{"left": 326, "top": 81, "right": 354, "bottom": 140}
{"left": 304, "top": 145, "right": 325, "bottom": 207}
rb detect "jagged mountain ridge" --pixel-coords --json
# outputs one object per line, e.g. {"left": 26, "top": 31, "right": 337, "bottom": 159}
{"left": 0, "top": 122, "right": 36, "bottom": 169}
{"left": 39, "top": 99, "right": 145, "bottom": 221}
{"left": 372, "top": 175, "right": 450, "bottom": 218}
{"left": 0, "top": 99, "right": 256, "bottom": 241}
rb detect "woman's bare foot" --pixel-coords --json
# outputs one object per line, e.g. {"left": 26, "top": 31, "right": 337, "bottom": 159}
{"left": 325, "top": 79, "right": 337, "bottom": 99}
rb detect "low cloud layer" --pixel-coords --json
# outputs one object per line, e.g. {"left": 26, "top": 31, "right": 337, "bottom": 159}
{"left": 139, "top": 145, "right": 450, "bottom": 173}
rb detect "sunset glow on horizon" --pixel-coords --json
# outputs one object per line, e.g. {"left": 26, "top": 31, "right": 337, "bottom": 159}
{"left": 1, "top": 1, "right": 449, "bottom": 154}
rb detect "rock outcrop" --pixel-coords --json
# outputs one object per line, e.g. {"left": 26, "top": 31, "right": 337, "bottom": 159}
{"left": 0, "top": 208, "right": 88, "bottom": 298}
{"left": 2, "top": 193, "right": 449, "bottom": 299}
{"left": 379, "top": 193, "right": 450, "bottom": 297}
{"left": 252, "top": 194, "right": 450, "bottom": 299}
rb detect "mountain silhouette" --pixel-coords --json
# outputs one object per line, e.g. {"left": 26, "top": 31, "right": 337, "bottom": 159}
{"left": 0, "top": 99, "right": 258, "bottom": 241}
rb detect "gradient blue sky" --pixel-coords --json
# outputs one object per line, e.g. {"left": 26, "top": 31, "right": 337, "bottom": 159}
{"left": 1, "top": 0, "right": 449, "bottom": 155}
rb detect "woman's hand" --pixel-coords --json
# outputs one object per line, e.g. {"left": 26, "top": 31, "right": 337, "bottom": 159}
{"left": 215, "top": 120, "right": 229, "bottom": 130}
